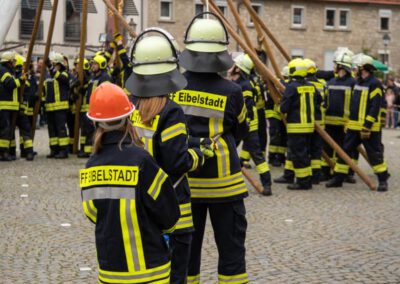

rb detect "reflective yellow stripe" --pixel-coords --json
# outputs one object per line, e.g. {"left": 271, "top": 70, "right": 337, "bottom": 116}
{"left": 265, "top": 109, "right": 281, "bottom": 120}
{"left": 294, "top": 166, "right": 312, "bottom": 178}
{"left": 49, "top": 137, "right": 58, "bottom": 146}
{"left": 255, "top": 162, "right": 270, "bottom": 174}
{"left": 120, "top": 199, "right": 135, "bottom": 272}
{"left": 45, "top": 101, "right": 69, "bottom": 111}
{"left": 187, "top": 274, "right": 200, "bottom": 284}
{"left": 84, "top": 145, "right": 93, "bottom": 154}
{"left": 1, "top": 72, "right": 11, "bottom": 82}
{"left": 239, "top": 150, "right": 251, "bottom": 160}
{"left": 215, "top": 137, "right": 230, "bottom": 177}
{"left": 188, "top": 149, "right": 199, "bottom": 172}
{"left": 325, "top": 116, "right": 347, "bottom": 126}
{"left": 80, "top": 166, "right": 139, "bottom": 187}
{"left": 0, "top": 139, "right": 10, "bottom": 148}
{"left": 161, "top": 123, "right": 187, "bottom": 142}
{"left": 59, "top": 137, "right": 69, "bottom": 146}
{"left": 372, "top": 162, "right": 387, "bottom": 173}
{"left": 366, "top": 115, "right": 376, "bottom": 123}
{"left": 284, "top": 159, "right": 294, "bottom": 170}
{"left": 189, "top": 172, "right": 244, "bottom": 187}
{"left": 334, "top": 162, "right": 349, "bottom": 174}
{"left": 82, "top": 200, "right": 97, "bottom": 223}
{"left": 370, "top": 88, "right": 382, "bottom": 99}
{"left": 218, "top": 273, "right": 248, "bottom": 284}
{"left": 311, "top": 159, "right": 321, "bottom": 169}
{"left": 242, "top": 90, "right": 253, "bottom": 98}
{"left": 237, "top": 104, "right": 247, "bottom": 123}
{"left": 286, "top": 123, "right": 314, "bottom": 133}
{"left": 190, "top": 182, "right": 247, "bottom": 199}
{"left": 23, "top": 139, "right": 33, "bottom": 148}
{"left": 147, "top": 169, "right": 168, "bottom": 200}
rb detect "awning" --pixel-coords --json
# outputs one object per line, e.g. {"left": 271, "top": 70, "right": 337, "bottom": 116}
{"left": 123, "top": 0, "right": 139, "bottom": 16}
{"left": 21, "top": 0, "right": 52, "bottom": 10}
{"left": 68, "top": 0, "right": 98, "bottom": 14}
{"left": 372, "top": 59, "right": 388, "bottom": 72}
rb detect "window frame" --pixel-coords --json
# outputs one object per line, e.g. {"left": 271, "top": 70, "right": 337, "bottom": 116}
{"left": 291, "top": 5, "right": 305, "bottom": 28}
{"left": 324, "top": 7, "right": 336, "bottom": 29}
{"left": 338, "top": 8, "right": 350, "bottom": 29}
{"left": 248, "top": 3, "right": 262, "bottom": 26}
{"left": 379, "top": 9, "right": 391, "bottom": 31}
{"left": 159, "top": 0, "right": 173, "bottom": 21}
{"left": 291, "top": 48, "right": 304, "bottom": 59}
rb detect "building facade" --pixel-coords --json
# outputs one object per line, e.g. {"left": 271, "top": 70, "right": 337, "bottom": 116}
{"left": 144, "top": 0, "right": 400, "bottom": 74}
{"left": 3, "top": 0, "right": 142, "bottom": 60}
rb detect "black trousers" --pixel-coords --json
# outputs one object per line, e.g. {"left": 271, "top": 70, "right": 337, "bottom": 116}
{"left": 10, "top": 111, "right": 33, "bottom": 155}
{"left": 257, "top": 109, "right": 267, "bottom": 152}
{"left": 0, "top": 110, "right": 12, "bottom": 153}
{"left": 81, "top": 112, "right": 95, "bottom": 154}
{"left": 66, "top": 110, "right": 75, "bottom": 149}
{"left": 334, "top": 130, "right": 387, "bottom": 181}
{"left": 47, "top": 110, "right": 68, "bottom": 153}
{"left": 188, "top": 201, "right": 247, "bottom": 282}
{"left": 310, "top": 130, "right": 323, "bottom": 176}
{"left": 170, "top": 233, "right": 192, "bottom": 284}
{"left": 287, "top": 133, "right": 312, "bottom": 185}
{"left": 268, "top": 118, "right": 286, "bottom": 162}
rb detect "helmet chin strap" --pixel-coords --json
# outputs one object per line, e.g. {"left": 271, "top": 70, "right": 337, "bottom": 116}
{"left": 99, "top": 118, "right": 127, "bottom": 132}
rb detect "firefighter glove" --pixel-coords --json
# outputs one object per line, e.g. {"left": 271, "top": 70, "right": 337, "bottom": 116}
{"left": 360, "top": 127, "right": 371, "bottom": 140}
{"left": 114, "top": 32, "right": 123, "bottom": 43}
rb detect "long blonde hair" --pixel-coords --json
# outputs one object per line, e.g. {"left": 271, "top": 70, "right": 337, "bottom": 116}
{"left": 137, "top": 96, "right": 167, "bottom": 126}
{"left": 93, "top": 119, "right": 143, "bottom": 154}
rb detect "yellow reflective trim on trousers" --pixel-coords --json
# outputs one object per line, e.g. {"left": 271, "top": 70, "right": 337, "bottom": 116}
{"left": 81, "top": 136, "right": 87, "bottom": 144}
{"left": 45, "top": 101, "right": 69, "bottom": 111}
{"left": 59, "top": 137, "right": 69, "bottom": 146}
{"left": 190, "top": 182, "right": 247, "bottom": 198}
{"left": 0, "top": 139, "right": 10, "bottom": 148}
{"left": 49, "top": 137, "right": 58, "bottom": 146}
{"left": 218, "top": 272, "right": 248, "bottom": 284}
{"left": 99, "top": 262, "right": 170, "bottom": 283}
{"left": 285, "top": 159, "right": 294, "bottom": 170}
{"left": 372, "top": 162, "right": 387, "bottom": 173}
{"left": 10, "top": 139, "right": 16, "bottom": 147}
{"left": 294, "top": 166, "right": 312, "bottom": 178}
{"left": 84, "top": 145, "right": 93, "bottom": 154}
{"left": 268, "top": 145, "right": 279, "bottom": 153}
{"left": 161, "top": 123, "right": 187, "bottom": 143}
{"left": 187, "top": 274, "right": 200, "bottom": 284}
{"left": 188, "top": 149, "right": 199, "bottom": 172}
{"left": 311, "top": 159, "right": 321, "bottom": 169}
{"left": 237, "top": 104, "right": 247, "bottom": 123}
{"left": 255, "top": 162, "right": 270, "bottom": 174}
{"left": 369, "top": 88, "right": 382, "bottom": 99}
{"left": 147, "top": 169, "right": 168, "bottom": 200}
{"left": 80, "top": 166, "right": 139, "bottom": 187}
{"left": 23, "top": 139, "right": 33, "bottom": 148}
{"left": 239, "top": 150, "right": 251, "bottom": 160}
{"left": 334, "top": 162, "right": 349, "bottom": 174}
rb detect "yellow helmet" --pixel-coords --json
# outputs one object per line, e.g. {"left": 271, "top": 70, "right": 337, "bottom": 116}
{"left": 234, "top": 53, "right": 254, "bottom": 75}
{"left": 75, "top": 58, "right": 90, "bottom": 71}
{"left": 15, "top": 54, "right": 26, "bottom": 67}
{"left": 303, "top": 58, "right": 317, "bottom": 74}
{"left": 288, "top": 58, "right": 308, "bottom": 78}
{"left": 92, "top": 55, "right": 107, "bottom": 70}
{"left": 1, "top": 51, "right": 16, "bottom": 63}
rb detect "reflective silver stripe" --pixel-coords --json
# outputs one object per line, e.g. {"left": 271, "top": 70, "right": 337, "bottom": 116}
{"left": 99, "top": 264, "right": 170, "bottom": 280}
{"left": 180, "top": 105, "right": 225, "bottom": 118}
{"left": 149, "top": 171, "right": 167, "bottom": 198}
{"left": 354, "top": 85, "right": 369, "bottom": 91}
{"left": 85, "top": 201, "right": 97, "bottom": 218}
{"left": 136, "top": 127, "right": 155, "bottom": 138}
{"left": 82, "top": 187, "right": 136, "bottom": 201}
{"left": 144, "top": 138, "right": 151, "bottom": 152}
{"left": 192, "top": 184, "right": 247, "bottom": 196}
{"left": 189, "top": 174, "right": 242, "bottom": 186}
{"left": 216, "top": 139, "right": 227, "bottom": 176}
{"left": 328, "top": 85, "right": 352, "bottom": 91}
{"left": 125, "top": 199, "right": 141, "bottom": 271}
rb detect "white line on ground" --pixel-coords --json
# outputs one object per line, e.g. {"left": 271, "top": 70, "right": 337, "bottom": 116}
{"left": 61, "top": 223, "right": 71, "bottom": 227}
{"left": 20, "top": 194, "right": 28, "bottom": 198}
{"left": 79, "top": 267, "right": 92, "bottom": 271}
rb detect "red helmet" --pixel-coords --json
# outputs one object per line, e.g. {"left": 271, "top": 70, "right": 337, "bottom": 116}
{"left": 87, "top": 82, "right": 135, "bottom": 122}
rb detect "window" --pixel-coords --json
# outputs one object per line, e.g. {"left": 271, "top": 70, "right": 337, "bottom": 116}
{"left": 195, "top": 3, "right": 204, "bottom": 16}
{"left": 160, "top": 0, "right": 172, "bottom": 20}
{"left": 292, "top": 6, "right": 304, "bottom": 27}
{"left": 195, "top": 1, "right": 226, "bottom": 18}
{"left": 249, "top": 4, "right": 262, "bottom": 25}
{"left": 325, "top": 8, "right": 335, "bottom": 28}
{"left": 291, "top": 48, "right": 304, "bottom": 59}
{"left": 65, "top": 0, "right": 81, "bottom": 42}
{"left": 339, "top": 9, "right": 349, "bottom": 28}
{"left": 379, "top": 9, "right": 391, "bottom": 31}
{"left": 379, "top": 50, "right": 390, "bottom": 65}
{"left": 216, "top": 1, "right": 227, "bottom": 16}
{"left": 20, "top": 0, "right": 44, "bottom": 40}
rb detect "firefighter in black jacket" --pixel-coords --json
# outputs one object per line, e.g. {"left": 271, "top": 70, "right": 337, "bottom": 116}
{"left": 44, "top": 53, "right": 70, "bottom": 159}
{"left": 175, "top": 12, "right": 249, "bottom": 283}
{"left": 111, "top": 32, "right": 133, "bottom": 91}
{"left": 326, "top": 55, "right": 389, "bottom": 191}
{"left": 78, "top": 55, "right": 111, "bottom": 157}
{"left": 81, "top": 82, "right": 180, "bottom": 284}
{"left": 11, "top": 54, "right": 35, "bottom": 161}
{"left": 279, "top": 58, "right": 321, "bottom": 190}
{"left": 126, "top": 28, "right": 204, "bottom": 284}
{"left": 320, "top": 51, "right": 356, "bottom": 181}
{"left": 0, "top": 51, "right": 25, "bottom": 161}
{"left": 230, "top": 53, "right": 272, "bottom": 196}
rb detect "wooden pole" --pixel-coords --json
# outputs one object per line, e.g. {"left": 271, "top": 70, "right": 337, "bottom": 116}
{"left": 72, "top": 0, "right": 88, "bottom": 154}
{"left": 102, "top": 0, "right": 137, "bottom": 38}
{"left": 205, "top": 0, "right": 376, "bottom": 190}
{"left": 242, "top": 167, "right": 265, "bottom": 194}
{"left": 242, "top": 0, "right": 291, "bottom": 62}
{"left": 31, "top": 0, "right": 59, "bottom": 139}
{"left": 11, "top": 0, "right": 45, "bottom": 143}
{"left": 113, "top": 0, "right": 121, "bottom": 68}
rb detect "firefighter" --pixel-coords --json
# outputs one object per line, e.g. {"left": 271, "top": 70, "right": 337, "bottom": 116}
{"left": 326, "top": 55, "right": 389, "bottom": 192}
{"left": 71, "top": 58, "right": 90, "bottom": 156}
{"left": 11, "top": 54, "right": 35, "bottom": 161}
{"left": 304, "top": 58, "right": 327, "bottom": 184}
{"left": 111, "top": 32, "right": 133, "bottom": 92}
{"left": 44, "top": 52, "right": 70, "bottom": 159}
{"left": 126, "top": 28, "right": 205, "bottom": 284}
{"left": 78, "top": 54, "right": 111, "bottom": 158}
{"left": 0, "top": 51, "right": 24, "bottom": 161}
{"left": 267, "top": 66, "right": 288, "bottom": 167}
{"left": 81, "top": 82, "right": 180, "bottom": 284}
{"left": 230, "top": 53, "right": 272, "bottom": 196}
{"left": 279, "top": 58, "right": 321, "bottom": 190}
{"left": 320, "top": 50, "right": 356, "bottom": 182}
{"left": 173, "top": 12, "right": 249, "bottom": 283}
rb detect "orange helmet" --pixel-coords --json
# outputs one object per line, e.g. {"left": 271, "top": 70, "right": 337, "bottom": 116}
{"left": 87, "top": 82, "right": 134, "bottom": 122}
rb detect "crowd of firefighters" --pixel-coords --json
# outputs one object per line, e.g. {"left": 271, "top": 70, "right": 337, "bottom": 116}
{"left": 1, "top": 11, "right": 390, "bottom": 284}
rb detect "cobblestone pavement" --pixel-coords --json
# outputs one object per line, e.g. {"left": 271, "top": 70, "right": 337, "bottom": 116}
{"left": 0, "top": 128, "right": 399, "bottom": 284}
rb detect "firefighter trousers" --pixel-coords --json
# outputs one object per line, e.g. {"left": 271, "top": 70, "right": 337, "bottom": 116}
{"left": 10, "top": 111, "right": 33, "bottom": 155}
{"left": 81, "top": 112, "right": 95, "bottom": 154}
{"left": 188, "top": 201, "right": 248, "bottom": 284}
{"left": 310, "top": 130, "right": 323, "bottom": 178}
{"left": 334, "top": 130, "right": 388, "bottom": 181}
{"left": 287, "top": 133, "right": 313, "bottom": 186}
{"left": 170, "top": 233, "right": 192, "bottom": 284}
{"left": 66, "top": 110, "right": 75, "bottom": 151}
{"left": 0, "top": 110, "right": 12, "bottom": 154}
{"left": 257, "top": 109, "right": 267, "bottom": 152}
{"left": 267, "top": 118, "right": 286, "bottom": 163}
{"left": 47, "top": 110, "right": 69, "bottom": 153}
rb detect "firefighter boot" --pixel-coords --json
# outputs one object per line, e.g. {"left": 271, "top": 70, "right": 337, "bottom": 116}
{"left": 55, "top": 150, "right": 68, "bottom": 159}
{"left": 377, "top": 172, "right": 388, "bottom": 192}
{"left": 325, "top": 174, "right": 344, "bottom": 188}
{"left": 260, "top": 172, "right": 272, "bottom": 196}
{"left": 26, "top": 152, "right": 34, "bottom": 161}
{"left": 274, "top": 169, "right": 294, "bottom": 184}
{"left": 287, "top": 177, "right": 312, "bottom": 190}
{"left": 319, "top": 166, "right": 331, "bottom": 182}
{"left": 311, "top": 169, "right": 320, "bottom": 185}
{"left": 0, "top": 152, "right": 12, "bottom": 162}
